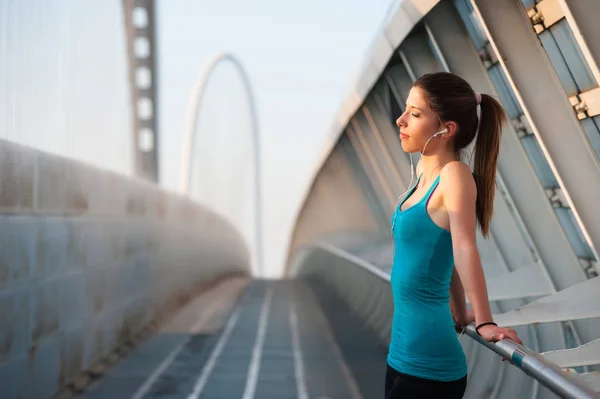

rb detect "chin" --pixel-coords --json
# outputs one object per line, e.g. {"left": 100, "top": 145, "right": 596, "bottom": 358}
{"left": 400, "top": 141, "right": 419, "bottom": 154}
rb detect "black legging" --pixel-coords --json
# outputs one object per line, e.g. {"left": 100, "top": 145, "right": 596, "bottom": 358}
{"left": 385, "top": 364, "right": 467, "bottom": 399}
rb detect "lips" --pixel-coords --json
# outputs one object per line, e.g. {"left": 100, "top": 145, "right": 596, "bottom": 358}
{"left": 399, "top": 132, "right": 409, "bottom": 139}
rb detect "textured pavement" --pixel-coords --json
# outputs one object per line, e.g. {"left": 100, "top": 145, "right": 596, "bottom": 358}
{"left": 79, "top": 278, "right": 387, "bottom": 399}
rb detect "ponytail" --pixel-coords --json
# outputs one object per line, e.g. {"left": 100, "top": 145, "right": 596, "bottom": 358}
{"left": 414, "top": 72, "right": 507, "bottom": 237}
{"left": 473, "top": 94, "right": 505, "bottom": 237}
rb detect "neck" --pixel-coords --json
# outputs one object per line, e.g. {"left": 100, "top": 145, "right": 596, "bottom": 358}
{"left": 419, "top": 151, "right": 457, "bottom": 185}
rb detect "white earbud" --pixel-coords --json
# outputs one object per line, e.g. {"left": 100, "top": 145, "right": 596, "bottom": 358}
{"left": 432, "top": 127, "right": 448, "bottom": 137}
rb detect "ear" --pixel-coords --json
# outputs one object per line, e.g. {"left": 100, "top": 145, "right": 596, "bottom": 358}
{"left": 442, "top": 121, "right": 458, "bottom": 139}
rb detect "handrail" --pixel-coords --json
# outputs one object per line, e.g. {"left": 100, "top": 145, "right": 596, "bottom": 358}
{"left": 463, "top": 325, "right": 598, "bottom": 399}
{"left": 298, "top": 241, "right": 600, "bottom": 399}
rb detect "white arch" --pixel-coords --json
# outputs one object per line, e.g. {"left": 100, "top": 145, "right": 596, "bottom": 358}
{"left": 180, "top": 52, "right": 263, "bottom": 277}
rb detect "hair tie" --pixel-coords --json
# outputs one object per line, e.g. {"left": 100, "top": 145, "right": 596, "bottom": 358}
{"left": 474, "top": 92, "right": 482, "bottom": 105}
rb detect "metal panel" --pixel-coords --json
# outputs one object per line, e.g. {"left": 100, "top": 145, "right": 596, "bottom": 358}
{"left": 542, "top": 338, "right": 600, "bottom": 368}
{"left": 474, "top": 0, "right": 600, "bottom": 267}
{"left": 494, "top": 277, "right": 600, "bottom": 327}
{"left": 484, "top": 265, "right": 554, "bottom": 301}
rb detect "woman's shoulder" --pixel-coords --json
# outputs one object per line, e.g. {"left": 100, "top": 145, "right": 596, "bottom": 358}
{"left": 440, "top": 161, "right": 472, "bottom": 178}
{"left": 440, "top": 161, "right": 476, "bottom": 199}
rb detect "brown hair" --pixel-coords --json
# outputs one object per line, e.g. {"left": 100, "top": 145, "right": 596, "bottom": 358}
{"left": 413, "top": 72, "right": 506, "bottom": 237}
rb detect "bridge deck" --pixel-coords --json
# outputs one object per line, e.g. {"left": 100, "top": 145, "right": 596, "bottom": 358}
{"left": 79, "top": 278, "right": 386, "bottom": 399}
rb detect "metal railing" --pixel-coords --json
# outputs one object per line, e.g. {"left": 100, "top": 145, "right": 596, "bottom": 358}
{"left": 463, "top": 325, "right": 597, "bottom": 399}
{"left": 291, "top": 241, "right": 600, "bottom": 399}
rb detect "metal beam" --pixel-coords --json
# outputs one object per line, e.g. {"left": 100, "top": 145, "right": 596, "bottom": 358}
{"left": 473, "top": 0, "right": 600, "bottom": 265}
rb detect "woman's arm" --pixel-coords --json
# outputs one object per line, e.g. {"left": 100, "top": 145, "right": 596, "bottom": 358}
{"left": 442, "top": 162, "right": 522, "bottom": 344}
{"left": 449, "top": 266, "right": 473, "bottom": 327}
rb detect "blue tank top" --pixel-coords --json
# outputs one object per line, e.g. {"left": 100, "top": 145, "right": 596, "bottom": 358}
{"left": 387, "top": 173, "right": 467, "bottom": 382}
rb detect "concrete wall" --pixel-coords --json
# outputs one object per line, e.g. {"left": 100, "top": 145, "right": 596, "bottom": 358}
{"left": 0, "top": 139, "right": 250, "bottom": 399}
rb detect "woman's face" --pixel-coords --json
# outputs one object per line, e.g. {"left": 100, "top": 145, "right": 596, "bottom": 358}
{"left": 395, "top": 86, "right": 443, "bottom": 154}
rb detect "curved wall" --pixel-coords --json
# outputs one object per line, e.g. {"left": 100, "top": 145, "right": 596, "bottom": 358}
{"left": 0, "top": 139, "right": 249, "bottom": 399}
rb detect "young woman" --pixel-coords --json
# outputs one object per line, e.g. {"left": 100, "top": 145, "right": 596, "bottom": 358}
{"left": 386, "top": 72, "right": 523, "bottom": 399}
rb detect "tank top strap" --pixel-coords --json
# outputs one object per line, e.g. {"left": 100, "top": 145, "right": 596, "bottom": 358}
{"left": 422, "top": 174, "right": 441, "bottom": 206}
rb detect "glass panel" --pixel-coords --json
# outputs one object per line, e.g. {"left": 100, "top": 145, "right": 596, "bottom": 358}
{"left": 581, "top": 116, "right": 600, "bottom": 161}
{"left": 453, "top": 0, "right": 487, "bottom": 50}
{"left": 538, "top": 30, "right": 578, "bottom": 97}
{"left": 488, "top": 64, "right": 523, "bottom": 119}
{"left": 550, "top": 20, "right": 597, "bottom": 93}
{"left": 554, "top": 207, "right": 595, "bottom": 259}
{"left": 520, "top": 135, "right": 560, "bottom": 188}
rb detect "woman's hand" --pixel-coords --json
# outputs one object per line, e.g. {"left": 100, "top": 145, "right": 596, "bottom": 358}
{"left": 477, "top": 324, "right": 523, "bottom": 345}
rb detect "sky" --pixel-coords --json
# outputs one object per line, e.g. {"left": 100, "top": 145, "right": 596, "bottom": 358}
{"left": 156, "top": 0, "right": 395, "bottom": 277}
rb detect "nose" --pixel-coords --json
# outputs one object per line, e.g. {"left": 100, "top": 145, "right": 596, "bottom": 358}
{"left": 396, "top": 111, "right": 407, "bottom": 128}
